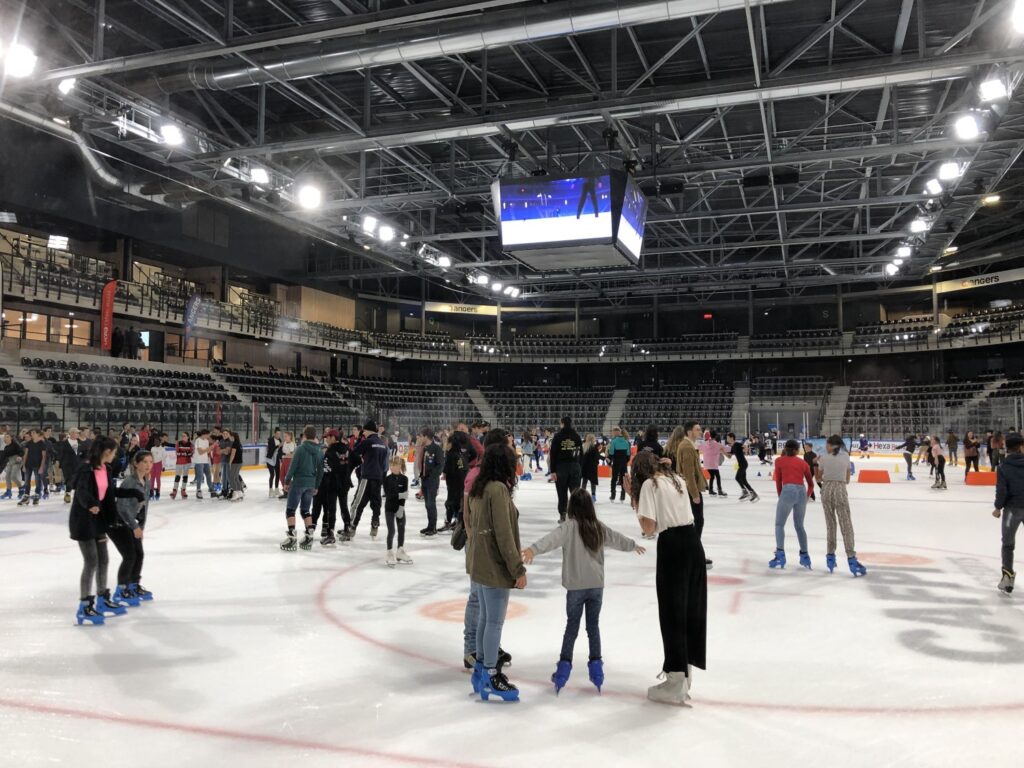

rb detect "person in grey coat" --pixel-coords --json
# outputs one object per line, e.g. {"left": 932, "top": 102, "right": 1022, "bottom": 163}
{"left": 523, "top": 487, "right": 645, "bottom": 693}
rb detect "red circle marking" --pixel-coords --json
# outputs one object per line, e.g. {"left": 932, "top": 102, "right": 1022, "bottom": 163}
{"left": 316, "top": 553, "right": 1024, "bottom": 715}
{"left": 420, "top": 598, "right": 527, "bottom": 623}
{"left": 856, "top": 552, "right": 933, "bottom": 566}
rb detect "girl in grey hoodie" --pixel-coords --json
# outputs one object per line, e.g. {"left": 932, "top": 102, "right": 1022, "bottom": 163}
{"left": 523, "top": 488, "right": 645, "bottom": 694}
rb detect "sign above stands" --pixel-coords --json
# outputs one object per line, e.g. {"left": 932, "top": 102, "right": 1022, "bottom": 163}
{"left": 935, "top": 266, "right": 1024, "bottom": 295}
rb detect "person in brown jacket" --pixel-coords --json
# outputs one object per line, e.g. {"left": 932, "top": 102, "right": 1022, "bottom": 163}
{"left": 675, "top": 421, "right": 712, "bottom": 569}
{"left": 467, "top": 443, "right": 527, "bottom": 702}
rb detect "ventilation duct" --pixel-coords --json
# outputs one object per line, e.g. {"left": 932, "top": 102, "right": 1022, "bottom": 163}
{"left": 151, "top": 0, "right": 789, "bottom": 93}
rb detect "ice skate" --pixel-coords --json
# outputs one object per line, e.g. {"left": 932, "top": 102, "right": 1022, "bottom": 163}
{"left": 396, "top": 547, "right": 413, "bottom": 564}
{"left": 170, "top": 487, "right": 177, "bottom": 500}
{"left": 17, "top": 495, "right": 29, "bottom": 506}
{"left": 471, "top": 661, "right": 487, "bottom": 694}
{"left": 280, "top": 532, "right": 297, "bottom": 551}
{"left": 939, "top": 480, "right": 947, "bottom": 490}
{"left": 647, "top": 671, "right": 690, "bottom": 706}
{"left": 931, "top": 478, "right": 939, "bottom": 489}
{"left": 998, "top": 568, "right": 1015, "bottom": 595}
{"left": 480, "top": 671, "right": 519, "bottom": 702}
{"left": 268, "top": 488, "right": 276, "bottom": 498}
{"left": 114, "top": 585, "right": 141, "bottom": 606}
{"left": 826, "top": 553, "right": 837, "bottom": 573}
{"left": 299, "top": 532, "right": 315, "bottom": 551}
{"left": 769, "top": 550, "right": 786, "bottom": 569}
{"left": 370, "top": 524, "right": 379, "bottom": 540}
{"left": 718, "top": 491, "right": 728, "bottom": 497}
{"left": 419, "top": 526, "right": 437, "bottom": 537}
{"left": 181, "top": 488, "right": 188, "bottom": 499}
{"left": 708, "top": 490, "right": 717, "bottom": 496}
{"left": 95, "top": 590, "right": 127, "bottom": 616}
{"left": 799, "top": 551, "right": 812, "bottom": 570}
{"left": 320, "top": 533, "right": 336, "bottom": 547}
{"left": 591, "top": 492, "right": 597, "bottom": 503}
{"left": 230, "top": 492, "right": 244, "bottom": 503}
{"left": 587, "top": 659, "right": 604, "bottom": 693}
{"left": 551, "top": 660, "right": 572, "bottom": 694}
{"left": 738, "top": 490, "right": 749, "bottom": 501}
{"left": 749, "top": 493, "right": 760, "bottom": 503}
{"left": 705, "top": 558, "right": 713, "bottom": 570}
{"left": 31, "top": 495, "right": 39, "bottom": 506}
{"left": 131, "top": 584, "right": 153, "bottom": 601}
{"left": 386, "top": 549, "right": 397, "bottom": 568}
{"left": 848, "top": 557, "right": 867, "bottom": 577}
{"left": 76, "top": 598, "right": 104, "bottom": 626}
{"left": 337, "top": 527, "right": 353, "bottom": 542}
{"left": 0, "top": 490, "right": 10, "bottom": 500}
{"left": 196, "top": 490, "right": 203, "bottom": 500}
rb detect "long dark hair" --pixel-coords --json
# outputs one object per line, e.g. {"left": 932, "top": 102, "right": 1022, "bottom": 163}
{"left": 469, "top": 444, "right": 517, "bottom": 498}
{"left": 629, "top": 451, "right": 683, "bottom": 509}
{"left": 567, "top": 488, "right": 604, "bottom": 553}
{"left": 783, "top": 439, "right": 800, "bottom": 457}
{"left": 643, "top": 424, "right": 659, "bottom": 443}
{"left": 827, "top": 435, "right": 845, "bottom": 456}
{"left": 88, "top": 436, "right": 118, "bottom": 469}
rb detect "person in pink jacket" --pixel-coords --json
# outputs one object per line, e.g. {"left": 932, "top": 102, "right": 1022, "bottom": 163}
{"left": 700, "top": 431, "right": 728, "bottom": 497}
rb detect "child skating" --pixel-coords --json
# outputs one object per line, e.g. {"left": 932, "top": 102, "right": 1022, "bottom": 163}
{"left": 522, "top": 488, "right": 644, "bottom": 694}
{"left": 383, "top": 457, "right": 413, "bottom": 567}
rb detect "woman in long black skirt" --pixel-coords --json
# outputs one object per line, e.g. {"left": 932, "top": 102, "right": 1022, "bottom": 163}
{"left": 627, "top": 451, "right": 707, "bottom": 705}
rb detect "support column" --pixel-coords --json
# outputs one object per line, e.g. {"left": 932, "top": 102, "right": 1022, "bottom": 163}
{"left": 748, "top": 288, "right": 755, "bottom": 336}
{"left": 120, "top": 237, "right": 132, "bottom": 282}
{"left": 420, "top": 278, "right": 427, "bottom": 338}
{"left": 574, "top": 301, "right": 580, "bottom": 339}
{"left": 496, "top": 303, "right": 502, "bottom": 342}
{"left": 837, "top": 283, "right": 844, "bottom": 332}
{"left": 932, "top": 277, "right": 939, "bottom": 327}
{"left": 93, "top": 0, "right": 106, "bottom": 60}
{"left": 653, "top": 295, "right": 659, "bottom": 339}
{"left": 223, "top": 0, "right": 234, "bottom": 42}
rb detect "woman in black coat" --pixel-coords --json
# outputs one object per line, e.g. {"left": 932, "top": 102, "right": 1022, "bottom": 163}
{"left": 580, "top": 434, "right": 600, "bottom": 500}
{"left": 70, "top": 437, "right": 145, "bottom": 625}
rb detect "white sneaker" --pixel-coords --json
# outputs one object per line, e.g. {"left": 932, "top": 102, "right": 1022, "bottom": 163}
{"left": 230, "top": 493, "right": 244, "bottom": 503}
{"left": 647, "top": 671, "right": 691, "bottom": 706}
{"left": 386, "top": 550, "right": 397, "bottom": 568}
{"left": 396, "top": 547, "right": 413, "bottom": 564}
{"left": 268, "top": 488, "right": 276, "bottom": 498}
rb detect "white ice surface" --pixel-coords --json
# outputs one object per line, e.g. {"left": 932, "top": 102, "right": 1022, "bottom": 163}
{"left": 2, "top": 458, "right": 1023, "bottom": 768}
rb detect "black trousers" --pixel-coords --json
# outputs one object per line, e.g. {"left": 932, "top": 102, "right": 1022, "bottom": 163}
{"left": 107, "top": 525, "right": 139, "bottom": 587}
{"left": 690, "top": 493, "right": 705, "bottom": 540}
{"left": 965, "top": 455, "right": 979, "bottom": 476}
{"left": 386, "top": 505, "right": 406, "bottom": 549}
{"left": 610, "top": 460, "right": 628, "bottom": 500}
{"left": 267, "top": 463, "right": 279, "bottom": 489}
{"left": 444, "top": 472, "right": 465, "bottom": 524}
{"left": 656, "top": 525, "right": 707, "bottom": 673}
{"left": 935, "top": 455, "right": 946, "bottom": 482}
{"left": 706, "top": 469, "right": 723, "bottom": 494}
{"left": 312, "top": 484, "right": 338, "bottom": 534}
{"left": 555, "top": 462, "right": 582, "bottom": 520}
{"left": 734, "top": 466, "right": 755, "bottom": 494}
{"left": 351, "top": 478, "right": 383, "bottom": 528}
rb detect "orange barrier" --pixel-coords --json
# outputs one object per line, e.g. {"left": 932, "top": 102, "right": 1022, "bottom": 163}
{"left": 702, "top": 469, "right": 710, "bottom": 480}
{"left": 598, "top": 465, "right": 612, "bottom": 478}
{"left": 857, "top": 469, "right": 891, "bottom": 484}
{"left": 967, "top": 472, "right": 997, "bottom": 486}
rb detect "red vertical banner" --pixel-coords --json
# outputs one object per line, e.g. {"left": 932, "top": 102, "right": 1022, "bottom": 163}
{"left": 99, "top": 279, "right": 118, "bottom": 351}
{"left": 215, "top": 400, "right": 223, "bottom": 429}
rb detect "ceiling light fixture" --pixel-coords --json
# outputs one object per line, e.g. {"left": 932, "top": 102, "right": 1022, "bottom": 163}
{"left": 57, "top": 77, "right": 77, "bottom": 96}
{"left": 378, "top": 225, "right": 395, "bottom": 242}
{"left": 924, "top": 178, "right": 943, "bottom": 196}
{"left": 250, "top": 166, "right": 270, "bottom": 185}
{"left": 943, "top": 246, "right": 958, "bottom": 255}
{"left": 362, "top": 215, "right": 378, "bottom": 234}
{"left": 897, "top": 245, "right": 912, "bottom": 259}
{"left": 910, "top": 218, "right": 930, "bottom": 234}
{"left": 491, "top": 282, "right": 503, "bottom": 293}
{"left": 0, "top": 212, "right": 16, "bottom": 224}
{"left": 160, "top": 124, "right": 185, "bottom": 146}
{"left": 930, "top": 265, "right": 943, "bottom": 272}
{"left": 509, "top": 288, "right": 521, "bottom": 298}
{"left": 476, "top": 274, "right": 490, "bottom": 286}
{"left": 438, "top": 255, "right": 452, "bottom": 268}
{"left": 297, "top": 184, "right": 322, "bottom": 209}
{"left": 982, "top": 194, "right": 1002, "bottom": 205}
{"left": 4, "top": 43, "right": 37, "bottom": 79}
{"left": 980, "top": 77, "right": 1009, "bottom": 103}
{"left": 893, "top": 258, "right": 904, "bottom": 267}
{"left": 885, "top": 263, "right": 899, "bottom": 276}
{"left": 48, "top": 235, "right": 69, "bottom": 250}
{"left": 1014, "top": 0, "right": 1024, "bottom": 33}
{"left": 938, "top": 162, "right": 962, "bottom": 181}
{"left": 954, "top": 113, "right": 981, "bottom": 141}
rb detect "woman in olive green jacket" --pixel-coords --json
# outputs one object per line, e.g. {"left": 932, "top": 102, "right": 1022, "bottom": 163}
{"left": 466, "top": 443, "right": 526, "bottom": 702}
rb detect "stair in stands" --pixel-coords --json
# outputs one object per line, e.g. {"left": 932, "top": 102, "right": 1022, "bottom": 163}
{"left": 465, "top": 388, "right": 496, "bottom": 426}
{"left": 943, "top": 376, "right": 1009, "bottom": 434}
{"left": 820, "top": 385, "right": 850, "bottom": 436}
{"left": 602, "top": 389, "right": 630, "bottom": 434}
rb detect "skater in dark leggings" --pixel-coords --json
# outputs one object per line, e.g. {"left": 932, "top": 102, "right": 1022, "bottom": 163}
{"left": 266, "top": 428, "right": 282, "bottom": 497}
{"left": 895, "top": 435, "right": 918, "bottom": 480}
{"left": 384, "top": 456, "right": 413, "bottom": 566}
{"left": 964, "top": 431, "right": 980, "bottom": 479}
{"left": 726, "top": 433, "right": 758, "bottom": 501}
{"left": 110, "top": 451, "right": 154, "bottom": 604}
{"left": 931, "top": 440, "right": 947, "bottom": 490}
{"left": 581, "top": 434, "right": 600, "bottom": 500}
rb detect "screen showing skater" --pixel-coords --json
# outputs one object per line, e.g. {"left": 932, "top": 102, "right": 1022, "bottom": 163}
{"left": 495, "top": 174, "right": 614, "bottom": 248}
{"left": 616, "top": 175, "right": 647, "bottom": 260}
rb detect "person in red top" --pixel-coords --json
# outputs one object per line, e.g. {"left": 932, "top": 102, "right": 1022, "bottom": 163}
{"left": 770, "top": 439, "right": 815, "bottom": 570}
{"left": 170, "top": 431, "right": 194, "bottom": 500}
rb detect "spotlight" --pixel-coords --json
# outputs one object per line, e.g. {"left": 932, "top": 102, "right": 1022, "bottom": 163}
{"left": 980, "top": 78, "right": 1009, "bottom": 103}
{"left": 4, "top": 43, "right": 37, "bottom": 79}
{"left": 910, "top": 218, "right": 930, "bottom": 234}
{"left": 48, "top": 235, "right": 69, "bottom": 250}
{"left": 982, "top": 194, "right": 1002, "bottom": 205}
{"left": 438, "top": 255, "right": 452, "bottom": 268}
{"left": 509, "top": 288, "right": 521, "bottom": 298}
{"left": 893, "top": 258, "right": 904, "bottom": 267}
{"left": 897, "top": 245, "right": 912, "bottom": 258}
{"left": 362, "top": 215, "right": 378, "bottom": 234}
{"left": 57, "top": 78, "right": 77, "bottom": 95}
{"left": 160, "top": 124, "right": 185, "bottom": 146}
{"left": 0, "top": 212, "right": 16, "bottom": 224}
{"left": 250, "top": 166, "right": 270, "bottom": 185}
{"left": 930, "top": 265, "right": 943, "bottom": 272}
{"left": 503, "top": 286, "right": 514, "bottom": 296}
{"left": 491, "top": 282, "right": 503, "bottom": 293}
{"left": 378, "top": 225, "right": 395, "bottom": 242}
{"left": 885, "top": 263, "right": 899, "bottom": 276}
{"left": 938, "top": 162, "right": 962, "bottom": 181}
{"left": 924, "top": 178, "right": 943, "bottom": 196}
{"left": 1014, "top": 0, "right": 1024, "bottom": 33}
{"left": 297, "top": 185, "right": 322, "bottom": 209}
{"left": 476, "top": 274, "right": 490, "bottom": 286}
{"left": 943, "top": 246, "right": 958, "bottom": 255}
{"left": 954, "top": 113, "right": 981, "bottom": 141}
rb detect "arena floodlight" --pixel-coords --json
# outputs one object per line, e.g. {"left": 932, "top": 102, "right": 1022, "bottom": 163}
{"left": 938, "top": 162, "right": 962, "bottom": 181}
{"left": 362, "top": 215, "right": 378, "bottom": 233}
{"left": 250, "top": 166, "right": 270, "bottom": 185}
{"left": 1014, "top": 0, "right": 1024, "bottom": 33}
{"left": 509, "top": 288, "right": 520, "bottom": 298}
{"left": 48, "top": 235, "right": 69, "bottom": 250}
{"left": 885, "top": 263, "right": 899, "bottom": 276}
{"left": 925, "top": 178, "right": 943, "bottom": 196}
{"left": 297, "top": 184, "right": 322, "bottom": 210}
{"left": 476, "top": 274, "right": 490, "bottom": 285}
{"left": 4, "top": 43, "right": 37, "bottom": 79}
{"left": 910, "top": 218, "right": 930, "bottom": 234}
{"left": 503, "top": 286, "right": 514, "bottom": 296}
{"left": 378, "top": 225, "right": 395, "bottom": 242}
{"left": 438, "top": 255, "right": 451, "bottom": 268}
{"left": 0, "top": 211, "right": 17, "bottom": 224}
{"left": 980, "top": 77, "right": 1009, "bottom": 103}
{"left": 893, "top": 258, "right": 904, "bottom": 267}
{"left": 943, "top": 246, "right": 958, "bottom": 255}
{"left": 491, "top": 282, "right": 503, "bottom": 293}
{"left": 954, "top": 113, "right": 981, "bottom": 141}
{"left": 57, "top": 77, "right": 77, "bottom": 95}
{"left": 983, "top": 194, "right": 1002, "bottom": 205}
{"left": 930, "top": 265, "right": 943, "bottom": 272}
{"left": 897, "top": 245, "right": 912, "bottom": 258}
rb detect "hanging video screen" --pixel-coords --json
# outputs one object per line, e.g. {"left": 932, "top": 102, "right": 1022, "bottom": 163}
{"left": 495, "top": 175, "right": 614, "bottom": 248}
{"left": 616, "top": 175, "right": 647, "bottom": 260}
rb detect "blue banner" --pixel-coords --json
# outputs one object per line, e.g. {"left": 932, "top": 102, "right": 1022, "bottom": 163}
{"left": 183, "top": 294, "right": 201, "bottom": 345}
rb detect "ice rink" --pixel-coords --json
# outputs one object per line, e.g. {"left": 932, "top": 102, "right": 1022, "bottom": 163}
{"left": 2, "top": 457, "right": 1023, "bottom": 768}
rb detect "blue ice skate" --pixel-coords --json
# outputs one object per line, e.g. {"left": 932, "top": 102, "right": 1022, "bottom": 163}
{"left": 551, "top": 660, "right": 572, "bottom": 694}
{"left": 769, "top": 550, "right": 786, "bottom": 569}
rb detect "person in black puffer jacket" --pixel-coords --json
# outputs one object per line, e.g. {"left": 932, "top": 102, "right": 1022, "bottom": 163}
{"left": 995, "top": 433, "right": 1024, "bottom": 595}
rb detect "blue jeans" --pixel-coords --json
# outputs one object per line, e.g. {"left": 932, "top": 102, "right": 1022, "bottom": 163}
{"left": 464, "top": 579, "right": 479, "bottom": 656}
{"left": 476, "top": 585, "right": 510, "bottom": 670}
{"left": 775, "top": 483, "right": 809, "bottom": 552}
{"left": 560, "top": 587, "right": 603, "bottom": 662}
{"left": 193, "top": 463, "right": 213, "bottom": 492}
{"left": 286, "top": 485, "right": 315, "bottom": 518}
{"left": 21, "top": 466, "right": 44, "bottom": 497}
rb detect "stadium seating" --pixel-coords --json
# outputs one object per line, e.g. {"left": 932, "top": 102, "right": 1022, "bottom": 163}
{"left": 215, "top": 366, "right": 359, "bottom": 424}
{"left": 621, "top": 383, "right": 735, "bottom": 434}
{"left": 336, "top": 378, "right": 481, "bottom": 436}
{"left": 751, "top": 376, "right": 832, "bottom": 403}
{"left": 481, "top": 385, "right": 614, "bottom": 435}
